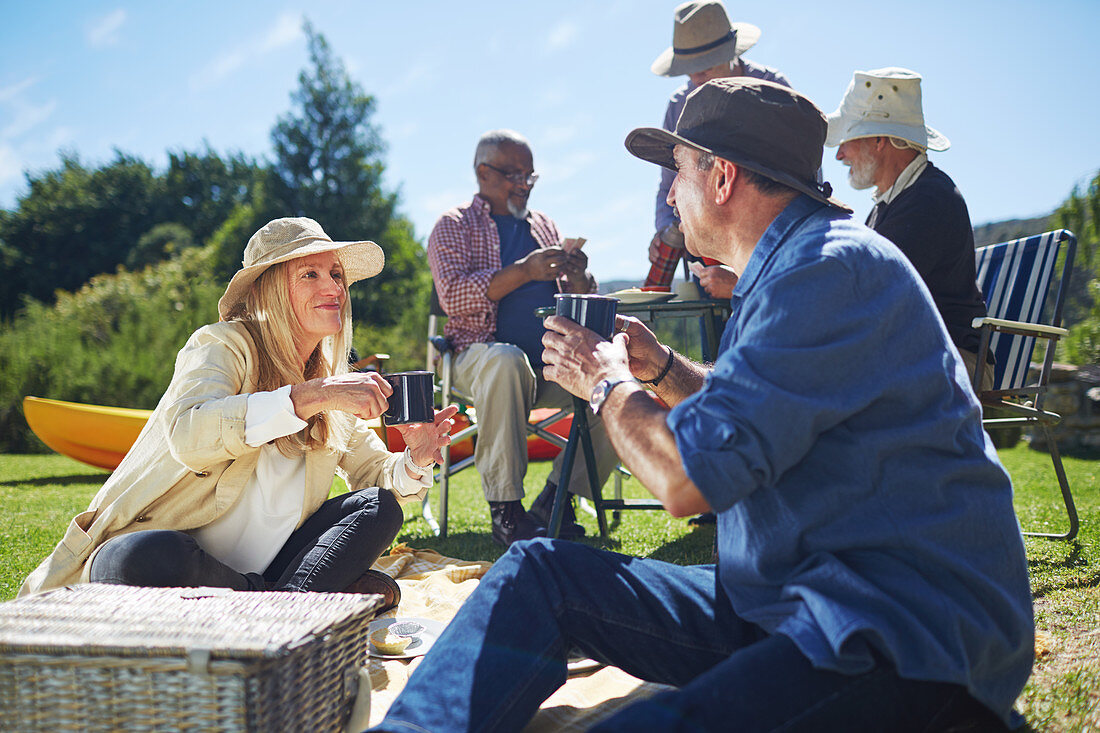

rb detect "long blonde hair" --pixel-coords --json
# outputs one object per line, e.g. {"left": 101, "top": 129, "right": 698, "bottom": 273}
{"left": 234, "top": 259, "right": 352, "bottom": 455}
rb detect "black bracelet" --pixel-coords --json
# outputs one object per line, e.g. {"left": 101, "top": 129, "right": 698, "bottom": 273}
{"left": 643, "top": 346, "right": 675, "bottom": 386}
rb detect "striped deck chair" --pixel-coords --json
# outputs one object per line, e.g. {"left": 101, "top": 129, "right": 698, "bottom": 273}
{"left": 974, "top": 229, "right": 1079, "bottom": 540}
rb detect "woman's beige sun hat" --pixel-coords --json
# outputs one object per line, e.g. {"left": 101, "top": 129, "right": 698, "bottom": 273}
{"left": 218, "top": 217, "right": 384, "bottom": 320}
{"left": 825, "top": 67, "right": 950, "bottom": 151}
{"left": 651, "top": 1, "right": 761, "bottom": 78}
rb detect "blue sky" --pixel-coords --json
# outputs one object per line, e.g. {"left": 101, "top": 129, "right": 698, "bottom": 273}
{"left": 2, "top": 1, "right": 1098, "bottom": 281}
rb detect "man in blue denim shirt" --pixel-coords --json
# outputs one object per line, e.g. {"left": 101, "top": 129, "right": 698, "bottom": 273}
{"left": 373, "top": 79, "right": 1033, "bottom": 732}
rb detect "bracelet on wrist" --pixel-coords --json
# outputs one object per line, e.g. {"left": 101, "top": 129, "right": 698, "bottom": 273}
{"left": 642, "top": 346, "right": 675, "bottom": 387}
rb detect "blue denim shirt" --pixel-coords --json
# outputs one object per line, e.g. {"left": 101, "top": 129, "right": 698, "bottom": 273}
{"left": 668, "top": 195, "right": 1033, "bottom": 724}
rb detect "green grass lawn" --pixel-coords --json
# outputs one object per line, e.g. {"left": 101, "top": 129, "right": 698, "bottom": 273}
{"left": 1, "top": 446, "right": 1097, "bottom": 730}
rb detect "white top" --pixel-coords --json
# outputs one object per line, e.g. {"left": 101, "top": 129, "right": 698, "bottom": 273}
{"left": 191, "top": 385, "right": 433, "bottom": 574}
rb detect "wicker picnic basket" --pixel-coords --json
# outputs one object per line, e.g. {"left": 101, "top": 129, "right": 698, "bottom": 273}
{"left": 0, "top": 584, "right": 381, "bottom": 732}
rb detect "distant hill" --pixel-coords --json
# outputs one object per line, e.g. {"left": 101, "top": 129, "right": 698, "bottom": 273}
{"left": 600, "top": 213, "right": 1058, "bottom": 286}
{"left": 973, "top": 215, "right": 1054, "bottom": 247}
{"left": 598, "top": 279, "right": 644, "bottom": 294}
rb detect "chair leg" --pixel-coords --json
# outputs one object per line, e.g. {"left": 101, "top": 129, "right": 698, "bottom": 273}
{"left": 575, "top": 404, "right": 609, "bottom": 540}
{"left": 422, "top": 489, "right": 441, "bottom": 536}
{"left": 1021, "top": 424, "right": 1079, "bottom": 541}
{"left": 549, "top": 397, "right": 608, "bottom": 539}
{"left": 423, "top": 444, "right": 449, "bottom": 538}
{"left": 613, "top": 468, "right": 623, "bottom": 522}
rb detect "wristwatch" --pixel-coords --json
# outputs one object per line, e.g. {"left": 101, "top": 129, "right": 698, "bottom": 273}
{"left": 589, "top": 377, "right": 636, "bottom": 415}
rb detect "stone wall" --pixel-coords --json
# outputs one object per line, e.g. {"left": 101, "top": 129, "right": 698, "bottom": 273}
{"left": 1026, "top": 363, "right": 1100, "bottom": 452}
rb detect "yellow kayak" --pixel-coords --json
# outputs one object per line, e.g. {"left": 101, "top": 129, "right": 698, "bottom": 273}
{"left": 23, "top": 396, "right": 153, "bottom": 471}
{"left": 22, "top": 396, "right": 393, "bottom": 471}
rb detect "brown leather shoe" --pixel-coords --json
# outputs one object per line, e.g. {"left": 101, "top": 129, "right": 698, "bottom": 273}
{"left": 342, "top": 569, "right": 401, "bottom": 614}
{"left": 489, "top": 500, "right": 546, "bottom": 547}
{"left": 529, "top": 481, "right": 586, "bottom": 539}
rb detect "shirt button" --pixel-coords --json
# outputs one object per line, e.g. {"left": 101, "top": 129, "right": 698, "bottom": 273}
{"left": 194, "top": 470, "right": 210, "bottom": 478}
{"left": 135, "top": 515, "right": 150, "bottom": 523}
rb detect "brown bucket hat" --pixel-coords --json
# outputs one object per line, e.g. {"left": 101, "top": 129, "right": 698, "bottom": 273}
{"left": 218, "top": 217, "right": 385, "bottom": 320}
{"left": 625, "top": 77, "right": 851, "bottom": 212}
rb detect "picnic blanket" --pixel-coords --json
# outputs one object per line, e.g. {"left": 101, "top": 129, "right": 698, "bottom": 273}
{"left": 361, "top": 544, "right": 672, "bottom": 731}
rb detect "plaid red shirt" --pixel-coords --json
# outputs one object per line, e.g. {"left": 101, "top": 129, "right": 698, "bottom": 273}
{"left": 428, "top": 195, "right": 592, "bottom": 352}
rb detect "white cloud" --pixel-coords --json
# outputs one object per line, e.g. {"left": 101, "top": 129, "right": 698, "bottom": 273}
{"left": 0, "top": 76, "right": 38, "bottom": 104}
{"left": 1, "top": 99, "right": 58, "bottom": 140}
{"left": 189, "top": 11, "right": 302, "bottom": 92}
{"left": 544, "top": 20, "right": 579, "bottom": 52}
{"left": 260, "top": 12, "right": 301, "bottom": 53}
{"left": 87, "top": 9, "right": 126, "bottom": 48}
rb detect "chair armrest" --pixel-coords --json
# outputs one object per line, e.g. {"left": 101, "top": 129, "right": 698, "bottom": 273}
{"left": 429, "top": 335, "right": 454, "bottom": 354}
{"left": 352, "top": 353, "right": 391, "bottom": 371}
{"left": 971, "top": 317, "right": 1068, "bottom": 338}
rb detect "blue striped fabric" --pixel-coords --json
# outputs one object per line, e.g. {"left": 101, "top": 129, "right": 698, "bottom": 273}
{"left": 974, "top": 230, "right": 1071, "bottom": 391}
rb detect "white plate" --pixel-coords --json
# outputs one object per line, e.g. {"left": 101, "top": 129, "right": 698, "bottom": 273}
{"left": 610, "top": 290, "right": 676, "bottom": 304}
{"left": 368, "top": 616, "right": 446, "bottom": 659}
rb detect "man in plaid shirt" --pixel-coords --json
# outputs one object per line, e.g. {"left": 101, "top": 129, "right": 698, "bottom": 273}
{"left": 427, "top": 130, "right": 619, "bottom": 546}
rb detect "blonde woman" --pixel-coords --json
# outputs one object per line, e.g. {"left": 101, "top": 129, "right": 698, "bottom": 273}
{"left": 21, "top": 218, "right": 456, "bottom": 612}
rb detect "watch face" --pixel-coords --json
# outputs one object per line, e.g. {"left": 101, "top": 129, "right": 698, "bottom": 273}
{"left": 589, "top": 380, "right": 609, "bottom": 413}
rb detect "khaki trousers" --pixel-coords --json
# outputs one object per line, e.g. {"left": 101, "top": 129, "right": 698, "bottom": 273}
{"left": 453, "top": 342, "right": 619, "bottom": 503}
{"left": 959, "top": 348, "right": 995, "bottom": 394}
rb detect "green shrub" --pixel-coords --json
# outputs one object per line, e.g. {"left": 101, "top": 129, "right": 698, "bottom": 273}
{"left": 0, "top": 246, "right": 222, "bottom": 452}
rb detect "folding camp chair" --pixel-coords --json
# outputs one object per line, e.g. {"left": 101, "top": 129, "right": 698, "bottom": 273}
{"left": 423, "top": 286, "right": 576, "bottom": 538}
{"left": 974, "top": 228, "right": 1079, "bottom": 540}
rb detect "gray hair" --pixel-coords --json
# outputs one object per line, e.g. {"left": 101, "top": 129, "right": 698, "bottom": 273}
{"left": 695, "top": 150, "right": 792, "bottom": 196}
{"left": 474, "top": 129, "right": 531, "bottom": 170}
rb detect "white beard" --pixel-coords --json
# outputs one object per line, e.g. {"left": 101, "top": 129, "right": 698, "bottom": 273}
{"left": 506, "top": 199, "right": 529, "bottom": 219}
{"left": 846, "top": 154, "right": 879, "bottom": 191}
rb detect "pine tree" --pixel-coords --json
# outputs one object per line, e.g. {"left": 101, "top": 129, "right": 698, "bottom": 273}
{"left": 269, "top": 21, "right": 427, "bottom": 328}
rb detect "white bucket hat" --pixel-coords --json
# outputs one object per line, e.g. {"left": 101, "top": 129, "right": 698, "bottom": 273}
{"left": 218, "top": 217, "right": 385, "bottom": 320}
{"left": 824, "top": 67, "right": 950, "bottom": 151}
{"left": 651, "top": 1, "right": 761, "bottom": 78}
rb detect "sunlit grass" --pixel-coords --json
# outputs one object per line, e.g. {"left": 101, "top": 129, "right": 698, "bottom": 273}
{"left": 2, "top": 444, "right": 1097, "bottom": 730}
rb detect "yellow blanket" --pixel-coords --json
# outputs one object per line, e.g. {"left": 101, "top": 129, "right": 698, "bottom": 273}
{"left": 366, "top": 545, "right": 672, "bottom": 731}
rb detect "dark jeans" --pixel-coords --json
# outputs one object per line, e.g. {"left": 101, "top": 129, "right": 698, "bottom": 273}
{"left": 90, "top": 487, "right": 403, "bottom": 592}
{"left": 374, "top": 539, "right": 1007, "bottom": 733}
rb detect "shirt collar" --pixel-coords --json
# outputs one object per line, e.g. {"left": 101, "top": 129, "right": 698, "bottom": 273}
{"left": 472, "top": 193, "right": 492, "bottom": 218}
{"left": 733, "top": 194, "right": 827, "bottom": 297}
{"left": 873, "top": 152, "right": 928, "bottom": 206}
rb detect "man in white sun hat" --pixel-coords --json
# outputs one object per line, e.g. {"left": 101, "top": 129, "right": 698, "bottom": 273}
{"left": 645, "top": 0, "right": 790, "bottom": 300}
{"left": 828, "top": 67, "right": 993, "bottom": 391}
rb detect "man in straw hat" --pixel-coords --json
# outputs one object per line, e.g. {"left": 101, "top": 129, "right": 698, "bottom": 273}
{"left": 428, "top": 129, "right": 616, "bottom": 546}
{"left": 645, "top": 0, "right": 789, "bottom": 301}
{"left": 371, "top": 80, "right": 1032, "bottom": 731}
{"left": 828, "top": 67, "right": 993, "bottom": 391}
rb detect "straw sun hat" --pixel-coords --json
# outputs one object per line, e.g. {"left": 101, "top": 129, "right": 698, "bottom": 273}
{"left": 651, "top": 1, "right": 761, "bottom": 78}
{"left": 218, "top": 217, "right": 385, "bottom": 320}
{"left": 825, "top": 67, "right": 950, "bottom": 151}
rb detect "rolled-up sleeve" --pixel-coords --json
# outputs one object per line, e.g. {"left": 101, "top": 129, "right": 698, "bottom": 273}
{"left": 668, "top": 257, "right": 887, "bottom": 513}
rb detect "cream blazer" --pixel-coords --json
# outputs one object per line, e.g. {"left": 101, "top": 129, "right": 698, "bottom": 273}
{"left": 20, "top": 322, "right": 414, "bottom": 596}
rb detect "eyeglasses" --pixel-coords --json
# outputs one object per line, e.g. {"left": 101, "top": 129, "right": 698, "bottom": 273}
{"left": 481, "top": 163, "right": 539, "bottom": 187}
